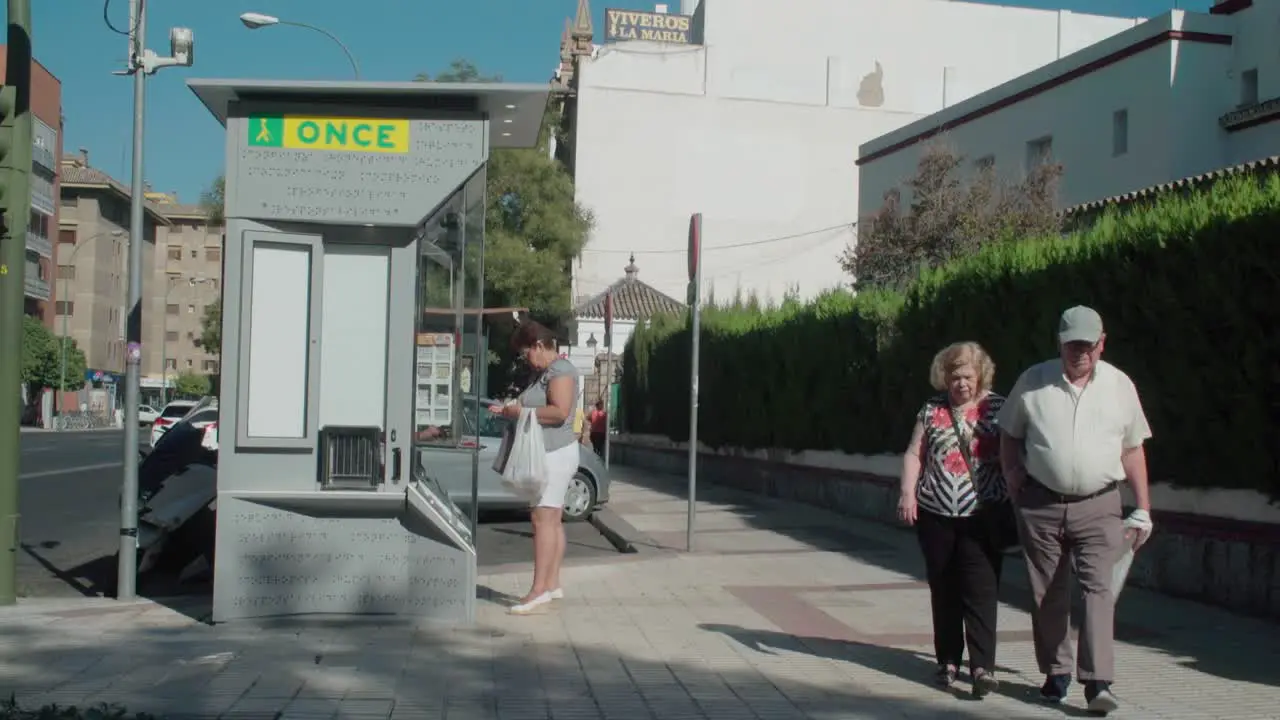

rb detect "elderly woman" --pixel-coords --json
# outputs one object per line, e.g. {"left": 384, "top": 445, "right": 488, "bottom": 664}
{"left": 490, "top": 320, "right": 581, "bottom": 615}
{"left": 897, "top": 341, "right": 1010, "bottom": 698}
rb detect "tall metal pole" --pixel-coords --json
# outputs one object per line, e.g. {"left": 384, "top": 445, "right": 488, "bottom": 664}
{"left": 117, "top": 0, "right": 146, "bottom": 600}
{"left": 59, "top": 274, "right": 67, "bottom": 417}
{"left": 602, "top": 292, "right": 613, "bottom": 470}
{"left": 686, "top": 213, "right": 701, "bottom": 553}
{"left": 0, "top": 0, "right": 34, "bottom": 606}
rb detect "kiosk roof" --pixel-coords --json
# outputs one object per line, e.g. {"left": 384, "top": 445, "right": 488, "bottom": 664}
{"left": 186, "top": 78, "right": 553, "bottom": 149}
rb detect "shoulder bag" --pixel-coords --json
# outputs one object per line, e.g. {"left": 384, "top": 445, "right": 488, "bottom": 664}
{"left": 948, "top": 404, "right": 1021, "bottom": 553}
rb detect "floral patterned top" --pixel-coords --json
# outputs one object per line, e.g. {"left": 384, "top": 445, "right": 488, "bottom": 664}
{"left": 914, "top": 393, "right": 1007, "bottom": 518}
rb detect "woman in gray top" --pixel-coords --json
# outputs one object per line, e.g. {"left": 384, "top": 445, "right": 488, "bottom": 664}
{"left": 489, "top": 320, "right": 580, "bottom": 615}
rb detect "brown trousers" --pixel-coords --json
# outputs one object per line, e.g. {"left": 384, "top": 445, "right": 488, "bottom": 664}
{"left": 1016, "top": 481, "right": 1125, "bottom": 682}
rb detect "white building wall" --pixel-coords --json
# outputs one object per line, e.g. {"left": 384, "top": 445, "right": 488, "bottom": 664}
{"left": 857, "top": 4, "right": 1280, "bottom": 215}
{"left": 571, "top": 0, "right": 1141, "bottom": 304}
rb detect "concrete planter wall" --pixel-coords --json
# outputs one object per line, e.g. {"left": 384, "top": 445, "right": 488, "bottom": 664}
{"left": 612, "top": 440, "right": 1280, "bottom": 621}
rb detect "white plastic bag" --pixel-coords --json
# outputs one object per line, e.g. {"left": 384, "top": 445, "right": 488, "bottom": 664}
{"left": 501, "top": 408, "right": 548, "bottom": 501}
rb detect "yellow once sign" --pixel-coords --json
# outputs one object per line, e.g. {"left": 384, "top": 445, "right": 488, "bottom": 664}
{"left": 248, "top": 115, "right": 410, "bottom": 153}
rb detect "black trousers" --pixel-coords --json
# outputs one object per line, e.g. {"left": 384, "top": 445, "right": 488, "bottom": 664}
{"left": 916, "top": 508, "right": 1004, "bottom": 671}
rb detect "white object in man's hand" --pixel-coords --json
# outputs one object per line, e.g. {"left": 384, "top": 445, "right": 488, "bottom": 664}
{"left": 1123, "top": 508, "right": 1154, "bottom": 549}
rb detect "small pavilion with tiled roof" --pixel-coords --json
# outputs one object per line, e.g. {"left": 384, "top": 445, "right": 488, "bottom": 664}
{"left": 567, "top": 254, "right": 685, "bottom": 404}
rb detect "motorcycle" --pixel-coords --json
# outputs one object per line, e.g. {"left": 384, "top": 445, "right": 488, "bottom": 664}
{"left": 112, "top": 396, "right": 219, "bottom": 594}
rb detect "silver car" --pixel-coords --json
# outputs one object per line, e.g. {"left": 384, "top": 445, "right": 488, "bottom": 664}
{"left": 417, "top": 396, "right": 610, "bottom": 522}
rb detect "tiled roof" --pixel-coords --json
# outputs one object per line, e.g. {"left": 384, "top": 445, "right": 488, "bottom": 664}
{"left": 59, "top": 159, "right": 172, "bottom": 224}
{"left": 1063, "top": 155, "right": 1280, "bottom": 218}
{"left": 575, "top": 255, "right": 685, "bottom": 320}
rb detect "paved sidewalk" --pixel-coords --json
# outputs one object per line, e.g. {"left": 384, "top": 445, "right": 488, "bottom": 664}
{"left": 1, "top": 465, "right": 1278, "bottom": 719}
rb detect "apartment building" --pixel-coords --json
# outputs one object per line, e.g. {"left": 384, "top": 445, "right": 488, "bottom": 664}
{"left": 57, "top": 151, "right": 168, "bottom": 386}
{"left": 145, "top": 190, "right": 224, "bottom": 392}
{"left": 858, "top": 1, "right": 1280, "bottom": 212}
{"left": 0, "top": 51, "right": 63, "bottom": 329}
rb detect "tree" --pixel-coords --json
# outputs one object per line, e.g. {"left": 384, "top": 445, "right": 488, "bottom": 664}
{"left": 199, "top": 299, "right": 221, "bottom": 356}
{"left": 200, "top": 175, "right": 225, "bottom": 226}
{"left": 173, "top": 371, "right": 212, "bottom": 399}
{"left": 413, "top": 58, "right": 502, "bottom": 83}
{"left": 21, "top": 316, "right": 86, "bottom": 395}
{"left": 841, "top": 144, "right": 1062, "bottom": 291}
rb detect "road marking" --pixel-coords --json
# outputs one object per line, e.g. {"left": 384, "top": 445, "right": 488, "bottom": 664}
{"left": 20, "top": 462, "right": 122, "bottom": 479}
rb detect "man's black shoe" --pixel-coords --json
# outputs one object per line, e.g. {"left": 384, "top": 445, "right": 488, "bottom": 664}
{"left": 1039, "top": 674, "right": 1071, "bottom": 704}
{"left": 1085, "top": 681, "right": 1120, "bottom": 715}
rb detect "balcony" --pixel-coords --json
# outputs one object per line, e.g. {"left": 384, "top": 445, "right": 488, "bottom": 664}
{"left": 26, "top": 231, "right": 52, "bottom": 259}
{"left": 24, "top": 273, "right": 50, "bottom": 301}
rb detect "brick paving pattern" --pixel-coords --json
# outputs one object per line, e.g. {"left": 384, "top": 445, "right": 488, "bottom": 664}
{"left": 1, "top": 465, "right": 1278, "bottom": 719}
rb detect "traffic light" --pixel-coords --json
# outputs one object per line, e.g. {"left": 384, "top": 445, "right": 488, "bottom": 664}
{"left": 0, "top": 84, "right": 17, "bottom": 236}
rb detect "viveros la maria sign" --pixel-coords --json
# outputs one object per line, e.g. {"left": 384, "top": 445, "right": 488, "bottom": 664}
{"left": 604, "top": 8, "right": 695, "bottom": 44}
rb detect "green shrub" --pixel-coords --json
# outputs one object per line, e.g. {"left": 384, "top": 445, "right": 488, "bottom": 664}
{"left": 622, "top": 174, "right": 1280, "bottom": 499}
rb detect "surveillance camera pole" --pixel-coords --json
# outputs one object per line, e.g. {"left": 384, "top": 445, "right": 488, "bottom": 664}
{"left": 118, "top": 0, "right": 193, "bottom": 600}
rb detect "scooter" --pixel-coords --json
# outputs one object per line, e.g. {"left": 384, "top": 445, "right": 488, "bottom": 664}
{"left": 113, "top": 396, "right": 219, "bottom": 593}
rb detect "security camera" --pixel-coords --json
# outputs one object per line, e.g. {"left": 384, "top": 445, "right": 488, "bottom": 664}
{"left": 170, "top": 27, "right": 194, "bottom": 67}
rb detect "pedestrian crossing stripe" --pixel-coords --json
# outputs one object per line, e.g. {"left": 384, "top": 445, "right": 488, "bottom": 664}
{"left": 247, "top": 115, "right": 410, "bottom": 153}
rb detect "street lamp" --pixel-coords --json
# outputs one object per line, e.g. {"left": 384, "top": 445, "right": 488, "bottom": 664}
{"left": 58, "top": 229, "right": 125, "bottom": 426}
{"left": 586, "top": 333, "right": 597, "bottom": 353}
{"left": 239, "top": 12, "right": 362, "bottom": 79}
{"left": 160, "top": 275, "right": 211, "bottom": 405}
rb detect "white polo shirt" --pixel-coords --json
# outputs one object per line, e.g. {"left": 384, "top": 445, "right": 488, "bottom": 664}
{"left": 997, "top": 359, "right": 1151, "bottom": 496}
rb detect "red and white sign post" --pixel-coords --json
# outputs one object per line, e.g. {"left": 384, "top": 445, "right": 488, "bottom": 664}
{"left": 686, "top": 213, "right": 702, "bottom": 552}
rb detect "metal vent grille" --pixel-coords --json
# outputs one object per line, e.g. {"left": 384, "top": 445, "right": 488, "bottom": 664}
{"left": 318, "top": 426, "right": 383, "bottom": 490}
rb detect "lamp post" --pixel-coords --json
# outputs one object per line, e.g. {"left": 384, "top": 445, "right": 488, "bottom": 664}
{"left": 118, "top": 0, "right": 195, "bottom": 601}
{"left": 239, "top": 12, "right": 361, "bottom": 79}
{"left": 160, "top": 275, "right": 210, "bottom": 405}
{"left": 58, "top": 230, "right": 124, "bottom": 427}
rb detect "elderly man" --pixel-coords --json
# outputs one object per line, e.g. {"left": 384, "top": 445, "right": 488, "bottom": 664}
{"left": 998, "top": 306, "right": 1154, "bottom": 715}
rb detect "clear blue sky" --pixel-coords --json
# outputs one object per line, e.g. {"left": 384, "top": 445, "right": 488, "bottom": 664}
{"left": 34, "top": 0, "right": 1208, "bottom": 205}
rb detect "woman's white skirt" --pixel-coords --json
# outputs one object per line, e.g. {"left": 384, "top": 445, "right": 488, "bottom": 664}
{"left": 535, "top": 443, "right": 580, "bottom": 509}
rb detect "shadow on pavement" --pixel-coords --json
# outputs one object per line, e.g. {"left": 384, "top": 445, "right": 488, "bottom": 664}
{"left": 699, "top": 623, "right": 1100, "bottom": 718}
{"left": 0, "top": 610, "right": 1021, "bottom": 719}
{"left": 618, "top": 466, "right": 1280, "bottom": 690}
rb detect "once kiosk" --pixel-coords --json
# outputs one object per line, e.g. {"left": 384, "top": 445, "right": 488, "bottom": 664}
{"left": 187, "top": 79, "right": 550, "bottom": 623}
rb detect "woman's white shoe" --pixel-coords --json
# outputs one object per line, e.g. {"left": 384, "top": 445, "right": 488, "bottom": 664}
{"left": 508, "top": 591, "right": 553, "bottom": 615}
{"left": 549, "top": 588, "right": 564, "bottom": 600}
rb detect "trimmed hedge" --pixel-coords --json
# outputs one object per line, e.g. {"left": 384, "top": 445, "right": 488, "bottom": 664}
{"left": 621, "top": 174, "right": 1280, "bottom": 499}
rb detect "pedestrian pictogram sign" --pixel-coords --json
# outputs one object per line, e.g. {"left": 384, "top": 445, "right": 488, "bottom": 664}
{"left": 247, "top": 115, "right": 410, "bottom": 153}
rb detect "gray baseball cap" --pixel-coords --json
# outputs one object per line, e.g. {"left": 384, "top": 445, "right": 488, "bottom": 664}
{"left": 1058, "top": 305, "right": 1104, "bottom": 344}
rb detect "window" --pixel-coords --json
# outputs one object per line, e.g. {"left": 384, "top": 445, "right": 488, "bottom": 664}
{"left": 190, "top": 249, "right": 198, "bottom": 259}
{"left": 62, "top": 196, "right": 78, "bottom": 208}
{"left": 185, "top": 359, "right": 193, "bottom": 369}
{"left": 1025, "top": 136, "right": 1053, "bottom": 172}
{"left": 166, "top": 303, "right": 179, "bottom": 316}
{"left": 203, "top": 360, "right": 220, "bottom": 373}
{"left": 187, "top": 304, "right": 195, "bottom": 314}
{"left": 55, "top": 301, "right": 73, "bottom": 316}
{"left": 164, "top": 358, "right": 178, "bottom": 371}
{"left": 206, "top": 248, "right": 221, "bottom": 262}
{"left": 28, "top": 210, "right": 50, "bottom": 239}
{"left": 974, "top": 155, "right": 995, "bottom": 171}
{"left": 56, "top": 264, "right": 75, "bottom": 280}
{"left": 165, "top": 331, "right": 179, "bottom": 341}
{"left": 167, "top": 247, "right": 182, "bottom": 261}
{"left": 1112, "top": 109, "right": 1129, "bottom": 157}
{"left": 58, "top": 228, "right": 76, "bottom": 244}
{"left": 1240, "top": 68, "right": 1259, "bottom": 108}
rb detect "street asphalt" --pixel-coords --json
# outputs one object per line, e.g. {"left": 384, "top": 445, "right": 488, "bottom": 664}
{"left": 17, "top": 428, "right": 621, "bottom": 599}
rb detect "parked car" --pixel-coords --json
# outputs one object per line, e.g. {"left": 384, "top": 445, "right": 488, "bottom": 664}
{"left": 149, "top": 400, "right": 202, "bottom": 447}
{"left": 418, "top": 396, "right": 610, "bottom": 522}
{"left": 138, "top": 405, "right": 160, "bottom": 425}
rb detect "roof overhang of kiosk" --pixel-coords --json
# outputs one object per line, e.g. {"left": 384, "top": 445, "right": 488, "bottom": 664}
{"left": 186, "top": 78, "right": 552, "bottom": 149}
